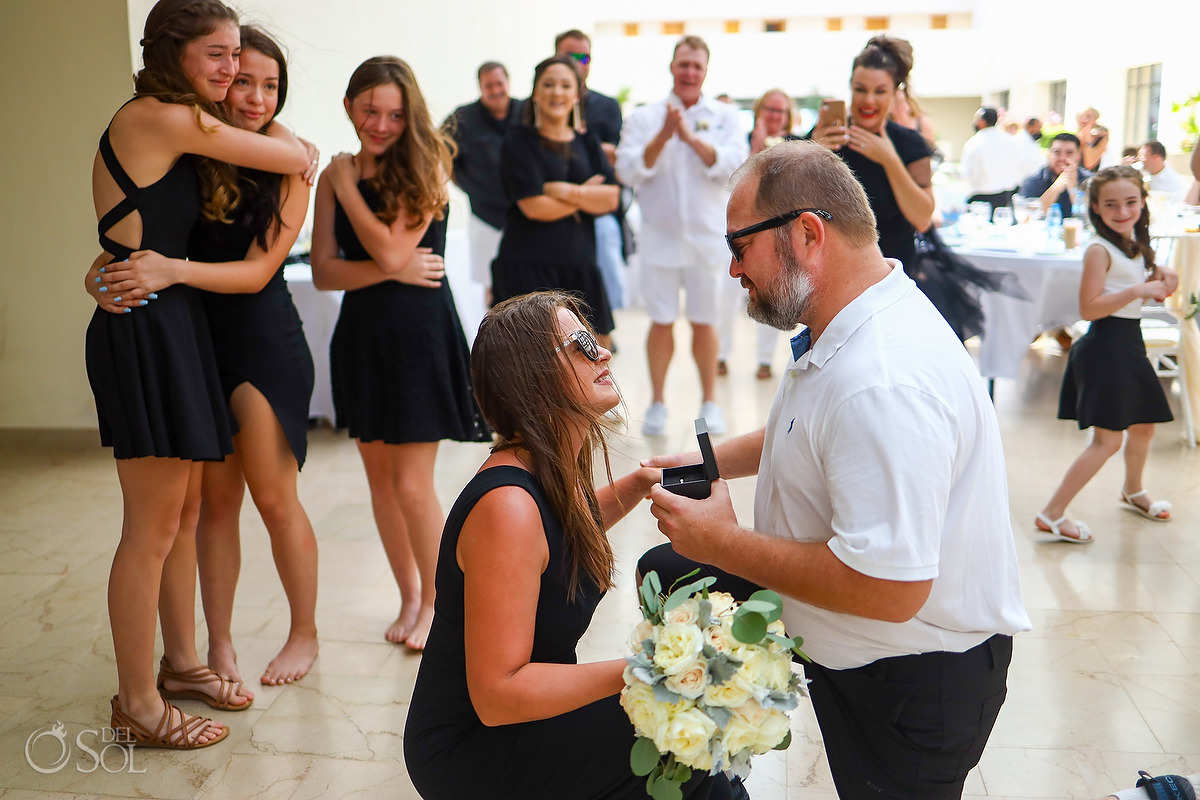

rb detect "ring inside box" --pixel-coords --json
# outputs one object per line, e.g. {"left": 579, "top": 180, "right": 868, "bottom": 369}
{"left": 662, "top": 418, "right": 720, "bottom": 499}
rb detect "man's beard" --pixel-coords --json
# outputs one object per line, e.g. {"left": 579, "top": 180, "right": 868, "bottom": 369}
{"left": 746, "top": 232, "right": 813, "bottom": 331}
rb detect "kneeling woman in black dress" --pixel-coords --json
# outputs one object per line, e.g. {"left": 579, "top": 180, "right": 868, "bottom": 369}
{"left": 491, "top": 56, "right": 619, "bottom": 348}
{"left": 311, "top": 57, "right": 489, "bottom": 650}
{"left": 404, "top": 292, "right": 731, "bottom": 800}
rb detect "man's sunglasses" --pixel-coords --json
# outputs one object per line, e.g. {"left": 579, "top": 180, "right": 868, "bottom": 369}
{"left": 725, "top": 208, "right": 833, "bottom": 262}
{"left": 567, "top": 52, "right": 591, "bottom": 66}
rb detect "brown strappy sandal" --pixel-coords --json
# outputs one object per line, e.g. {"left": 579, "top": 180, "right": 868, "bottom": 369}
{"left": 110, "top": 695, "right": 229, "bottom": 749}
{"left": 156, "top": 656, "right": 253, "bottom": 711}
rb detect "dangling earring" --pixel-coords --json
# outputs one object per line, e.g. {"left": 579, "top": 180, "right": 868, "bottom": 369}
{"left": 533, "top": 102, "right": 542, "bottom": 129}
{"left": 573, "top": 100, "right": 585, "bottom": 134}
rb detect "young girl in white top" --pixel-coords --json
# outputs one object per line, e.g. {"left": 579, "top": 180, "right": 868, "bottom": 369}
{"left": 1036, "top": 165, "right": 1178, "bottom": 542}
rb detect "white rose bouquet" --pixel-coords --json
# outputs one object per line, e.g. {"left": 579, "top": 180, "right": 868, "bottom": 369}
{"left": 620, "top": 570, "right": 809, "bottom": 800}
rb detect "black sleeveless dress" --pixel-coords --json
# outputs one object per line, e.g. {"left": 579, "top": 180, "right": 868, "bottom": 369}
{"left": 85, "top": 125, "right": 234, "bottom": 461}
{"left": 329, "top": 181, "right": 489, "bottom": 444}
{"left": 192, "top": 174, "right": 315, "bottom": 468}
{"left": 404, "top": 466, "right": 731, "bottom": 800}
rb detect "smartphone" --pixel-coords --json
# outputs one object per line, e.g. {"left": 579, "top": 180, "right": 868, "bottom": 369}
{"left": 818, "top": 99, "right": 846, "bottom": 129}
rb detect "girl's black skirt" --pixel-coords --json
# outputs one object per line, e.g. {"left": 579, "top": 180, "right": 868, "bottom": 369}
{"left": 1058, "top": 316, "right": 1174, "bottom": 430}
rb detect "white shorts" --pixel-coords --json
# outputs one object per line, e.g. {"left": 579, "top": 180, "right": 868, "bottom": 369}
{"left": 641, "top": 263, "right": 721, "bottom": 326}
{"left": 467, "top": 213, "right": 503, "bottom": 286}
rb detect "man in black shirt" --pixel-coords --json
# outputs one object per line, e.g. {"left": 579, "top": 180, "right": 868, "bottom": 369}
{"left": 555, "top": 29, "right": 628, "bottom": 310}
{"left": 444, "top": 62, "right": 523, "bottom": 303}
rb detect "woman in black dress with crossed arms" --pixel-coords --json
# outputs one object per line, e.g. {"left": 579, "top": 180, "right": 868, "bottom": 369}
{"left": 311, "top": 57, "right": 489, "bottom": 651}
{"left": 490, "top": 55, "right": 619, "bottom": 348}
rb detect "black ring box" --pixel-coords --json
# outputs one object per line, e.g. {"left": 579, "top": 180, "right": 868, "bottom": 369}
{"left": 662, "top": 418, "right": 721, "bottom": 499}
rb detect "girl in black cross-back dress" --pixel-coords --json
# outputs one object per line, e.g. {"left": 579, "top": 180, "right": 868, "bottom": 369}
{"left": 84, "top": 0, "right": 315, "bottom": 749}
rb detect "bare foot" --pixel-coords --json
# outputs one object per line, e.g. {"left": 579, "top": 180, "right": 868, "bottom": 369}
{"left": 385, "top": 603, "right": 422, "bottom": 644}
{"left": 403, "top": 604, "right": 436, "bottom": 652}
{"left": 159, "top": 657, "right": 253, "bottom": 708}
{"left": 207, "top": 641, "right": 245, "bottom": 687}
{"left": 260, "top": 634, "right": 319, "bottom": 686}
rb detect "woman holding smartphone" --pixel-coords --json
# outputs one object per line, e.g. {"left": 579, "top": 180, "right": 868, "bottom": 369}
{"left": 809, "top": 36, "right": 934, "bottom": 271}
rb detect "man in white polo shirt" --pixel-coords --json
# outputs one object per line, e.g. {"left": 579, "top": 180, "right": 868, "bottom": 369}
{"left": 616, "top": 35, "right": 747, "bottom": 436}
{"left": 641, "top": 141, "right": 1030, "bottom": 800}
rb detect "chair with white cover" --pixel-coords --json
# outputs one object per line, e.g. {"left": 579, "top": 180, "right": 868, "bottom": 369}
{"left": 1142, "top": 305, "right": 1196, "bottom": 446}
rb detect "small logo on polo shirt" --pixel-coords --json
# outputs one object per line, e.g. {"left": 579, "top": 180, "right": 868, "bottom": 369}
{"left": 787, "top": 418, "right": 795, "bottom": 434}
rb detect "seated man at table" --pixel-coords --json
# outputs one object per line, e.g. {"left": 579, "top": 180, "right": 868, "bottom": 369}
{"left": 1019, "top": 132, "right": 1093, "bottom": 218}
{"left": 1139, "top": 139, "right": 1188, "bottom": 195}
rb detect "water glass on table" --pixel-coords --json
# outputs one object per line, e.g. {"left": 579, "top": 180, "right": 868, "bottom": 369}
{"left": 992, "top": 206, "right": 1014, "bottom": 227}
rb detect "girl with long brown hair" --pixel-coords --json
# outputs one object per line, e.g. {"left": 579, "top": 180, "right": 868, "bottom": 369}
{"left": 404, "top": 292, "right": 731, "bottom": 800}
{"left": 311, "top": 56, "right": 489, "bottom": 651}
{"left": 1036, "top": 166, "right": 1179, "bottom": 542}
{"left": 86, "top": 0, "right": 314, "bottom": 748}
{"left": 89, "top": 25, "right": 319, "bottom": 687}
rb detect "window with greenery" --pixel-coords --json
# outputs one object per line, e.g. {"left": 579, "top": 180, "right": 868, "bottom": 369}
{"left": 1125, "top": 63, "right": 1162, "bottom": 144}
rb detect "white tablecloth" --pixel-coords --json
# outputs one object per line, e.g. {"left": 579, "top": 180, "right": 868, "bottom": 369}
{"left": 283, "top": 229, "right": 484, "bottom": 423}
{"left": 953, "top": 244, "right": 1084, "bottom": 380}
{"left": 955, "top": 230, "right": 1200, "bottom": 444}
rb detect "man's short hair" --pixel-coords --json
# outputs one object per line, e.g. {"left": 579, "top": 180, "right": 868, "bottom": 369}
{"left": 978, "top": 107, "right": 999, "bottom": 127}
{"left": 1051, "top": 132, "right": 1081, "bottom": 149}
{"left": 477, "top": 61, "right": 507, "bottom": 81}
{"left": 672, "top": 35, "right": 710, "bottom": 62}
{"left": 1142, "top": 139, "right": 1167, "bottom": 160}
{"left": 554, "top": 29, "right": 590, "bottom": 49}
{"left": 1026, "top": 117, "right": 1041, "bottom": 127}
{"left": 730, "top": 141, "right": 878, "bottom": 250}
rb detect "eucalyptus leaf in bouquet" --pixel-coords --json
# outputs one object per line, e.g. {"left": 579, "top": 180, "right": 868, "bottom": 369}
{"left": 621, "top": 570, "right": 810, "bottom": 798}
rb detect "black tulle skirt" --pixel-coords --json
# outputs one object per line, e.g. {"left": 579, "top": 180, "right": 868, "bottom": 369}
{"left": 906, "top": 228, "right": 1028, "bottom": 342}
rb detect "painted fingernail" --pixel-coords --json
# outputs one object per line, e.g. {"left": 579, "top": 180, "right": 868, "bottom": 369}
{"left": 123, "top": 308, "right": 131, "bottom": 313}
{"left": 99, "top": 286, "right": 108, "bottom": 293}
{"left": 99, "top": 267, "right": 106, "bottom": 274}
{"left": 148, "top": 293, "right": 158, "bottom": 300}
{"left": 139, "top": 299, "right": 149, "bottom": 306}
{"left": 114, "top": 296, "right": 122, "bottom": 302}
{"left": 93, "top": 276, "right": 102, "bottom": 283}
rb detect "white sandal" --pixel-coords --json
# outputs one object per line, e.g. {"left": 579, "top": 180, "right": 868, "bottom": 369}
{"left": 1035, "top": 513, "right": 1095, "bottom": 544}
{"left": 1120, "top": 490, "right": 1171, "bottom": 522}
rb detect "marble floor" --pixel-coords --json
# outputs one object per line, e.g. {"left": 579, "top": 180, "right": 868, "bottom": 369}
{"left": 1, "top": 306, "right": 1198, "bottom": 800}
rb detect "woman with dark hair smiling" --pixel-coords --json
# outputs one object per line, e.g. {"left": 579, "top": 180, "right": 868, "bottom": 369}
{"left": 84, "top": 0, "right": 314, "bottom": 748}
{"left": 490, "top": 55, "right": 620, "bottom": 348}
{"left": 810, "top": 36, "right": 935, "bottom": 271}
{"left": 404, "top": 291, "right": 731, "bottom": 800}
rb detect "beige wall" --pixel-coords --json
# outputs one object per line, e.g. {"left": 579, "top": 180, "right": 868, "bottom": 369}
{"left": 0, "top": 0, "right": 133, "bottom": 430}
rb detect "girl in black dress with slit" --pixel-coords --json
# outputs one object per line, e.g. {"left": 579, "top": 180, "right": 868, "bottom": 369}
{"left": 311, "top": 57, "right": 489, "bottom": 651}
{"left": 85, "top": 0, "right": 314, "bottom": 749}
{"left": 405, "top": 292, "right": 731, "bottom": 800}
{"left": 90, "top": 26, "right": 319, "bottom": 689}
